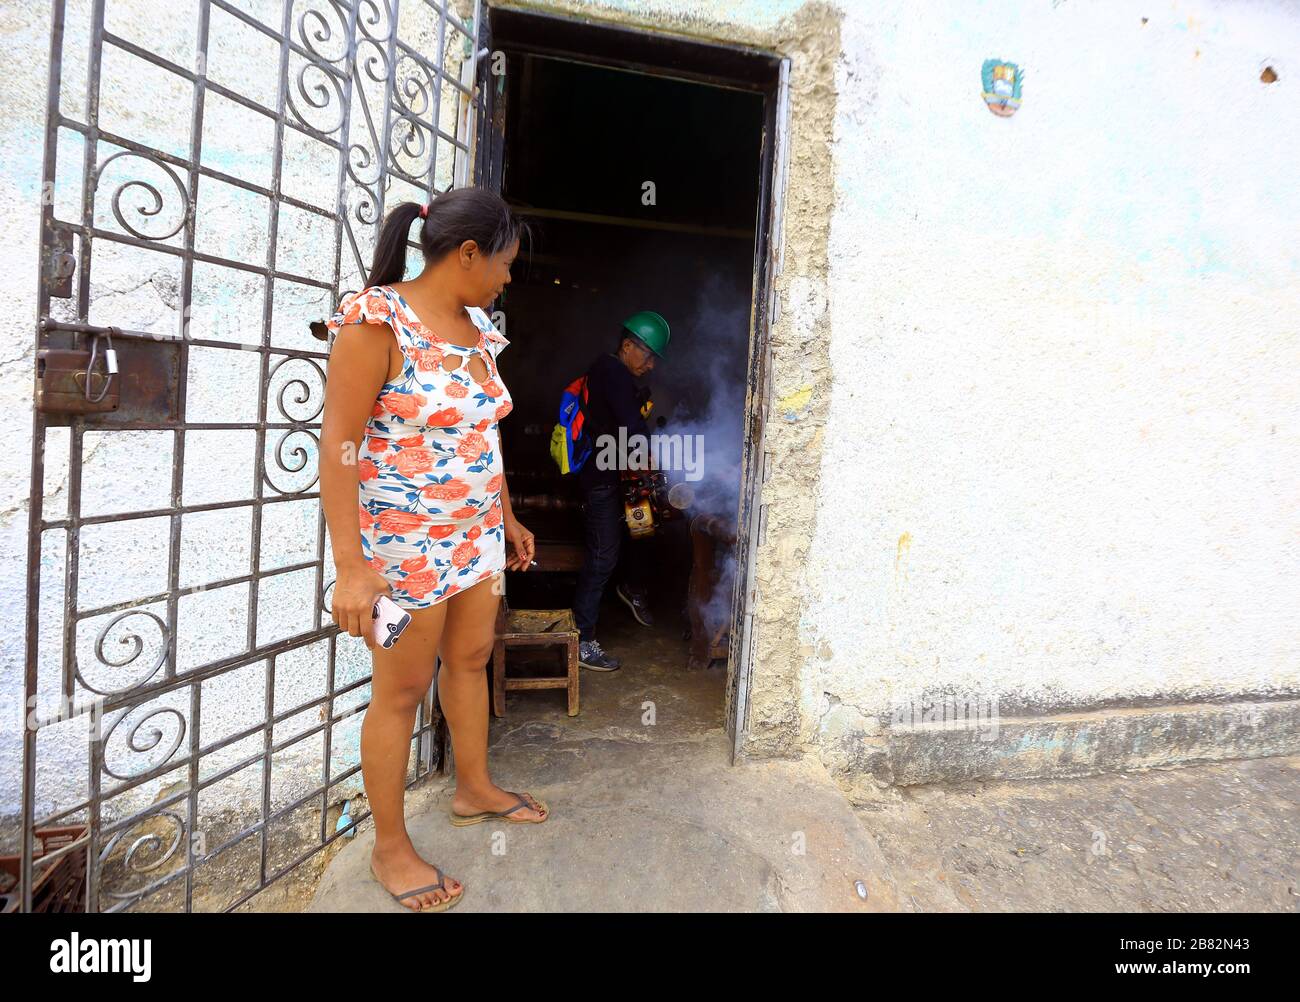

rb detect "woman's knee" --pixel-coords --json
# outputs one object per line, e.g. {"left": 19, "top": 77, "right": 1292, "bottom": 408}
{"left": 440, "top": 638, "right": 494, "bottom": 673}
{"left": 372, "top": 676, "right": 433, "bottom": 710}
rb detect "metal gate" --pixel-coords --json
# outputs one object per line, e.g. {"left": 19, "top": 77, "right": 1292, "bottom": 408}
{"left": 17, "top": 0, "right": 487, "bottom": 913}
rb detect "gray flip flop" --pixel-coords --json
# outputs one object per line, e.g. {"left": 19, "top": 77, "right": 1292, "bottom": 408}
{"left": 371, "top": 861, "right": 463, "bottom": 912}
{"left": 449, "top": 791, "right": 549, "bottom": 827}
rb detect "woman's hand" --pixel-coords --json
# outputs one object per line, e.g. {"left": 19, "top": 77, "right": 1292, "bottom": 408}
{"left": 331, "top": 560, "right": 392, "bottom": 648}
{"left": 504, "top": 516, "right": 535, "bottom": 571}
{"left": 319, "top": 315, "right": 396, "bottom": 648}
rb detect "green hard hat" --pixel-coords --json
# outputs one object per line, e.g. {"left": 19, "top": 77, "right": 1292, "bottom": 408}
{"left": 621, "top": 310, "right": 671, "bottom": 358}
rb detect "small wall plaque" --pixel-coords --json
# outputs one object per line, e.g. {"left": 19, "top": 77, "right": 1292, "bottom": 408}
{"left": 982, "top": 59, "right": 1024, "bottom": 117}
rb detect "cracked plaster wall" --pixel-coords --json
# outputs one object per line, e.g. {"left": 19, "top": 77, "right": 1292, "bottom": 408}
{"left": 803, "top": 0, "right": 1300, "bottom": 783}
{"left": 521, "top": 1, "right": 1300, "bottom": 776}
{"left": 3, "top": 0, "right": 1297, "bottom": 819}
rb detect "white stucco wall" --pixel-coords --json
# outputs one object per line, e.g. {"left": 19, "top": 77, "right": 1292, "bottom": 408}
{"left": 2, "top": 0, "right": 1297, "bottom": 825}
{"left": 805, "top": 0, "right": 1300, "bottom": 737}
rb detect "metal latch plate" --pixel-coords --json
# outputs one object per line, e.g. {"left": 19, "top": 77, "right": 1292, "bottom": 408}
{"left": 36, "top": 349, "right": 120, "bottom": 414}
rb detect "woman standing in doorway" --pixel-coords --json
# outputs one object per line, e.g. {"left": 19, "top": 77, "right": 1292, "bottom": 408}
{"left": 320, "top": 187, "right": 546, "bottom": 912}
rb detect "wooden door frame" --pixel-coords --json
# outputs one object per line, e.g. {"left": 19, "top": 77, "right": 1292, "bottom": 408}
{"left": 472, "top": 5, "right": 790, "bottom": 763}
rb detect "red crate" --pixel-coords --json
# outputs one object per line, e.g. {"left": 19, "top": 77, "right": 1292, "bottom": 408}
{"left": 0, "top": 825, "right": 88, "bottom": 913}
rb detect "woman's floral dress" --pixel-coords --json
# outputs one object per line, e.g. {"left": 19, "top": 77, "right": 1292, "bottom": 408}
{"left": 326, "top": 284, "right": 513, "bottom": 608}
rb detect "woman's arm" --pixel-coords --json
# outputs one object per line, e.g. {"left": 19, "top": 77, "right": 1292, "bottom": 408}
{"left": 497, "top": 435, "right": 534, "bottom": 571}
{"left": 319, "top": 322, "right": 395, "bottom": 644}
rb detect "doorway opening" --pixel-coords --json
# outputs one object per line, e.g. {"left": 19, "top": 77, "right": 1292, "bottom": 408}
{"left": 478, "top": 9, "right": 784, "bottom": 753}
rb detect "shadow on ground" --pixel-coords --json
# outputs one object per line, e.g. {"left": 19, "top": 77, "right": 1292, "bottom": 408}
{"left": 308, "top": 607, "right": 903, "bottom": 912}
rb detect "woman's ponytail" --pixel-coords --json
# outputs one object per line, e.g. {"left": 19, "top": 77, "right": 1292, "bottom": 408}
{"left": 362, "top": 187, "right": 528, "bottom": 290}
{"left": 365, "top": 201, "right": 424, "bottom": 288}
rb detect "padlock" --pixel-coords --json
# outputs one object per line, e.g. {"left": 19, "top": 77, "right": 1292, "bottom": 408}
{"left": 36, "top": 348, "right": 120, "bottom": 414}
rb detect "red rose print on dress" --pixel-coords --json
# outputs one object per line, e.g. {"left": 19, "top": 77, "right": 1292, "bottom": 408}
{"left": 457, "top": 432, "right": 489, "bottom": 462}
{"left": 327, "top": 287, "right": 515, "bottom": 610}
{"left": 451, "top": 540, "right": 479, "bottom": 568}
{"left": 392, "top": 447, "right": 436, "bottom": 477}
{"left": 421, "top": 478, "right": 471, "bottom": 501}
{"left": 380, "top": 391, "right": 426, "bottom": 420}
{"left": 402, "top": 569, "right": 440, "bottom": 598}
{"left": 340, "top": 298, "right": 367, "bottom": 325}
{"left": 414, "top": 348, "right": 445, "bottom": 371}
{"left": 427, "top": 406, "right": 462, "bottom": 427}
{"left": 377, "top": 509, "right": 428, "bottom": 534}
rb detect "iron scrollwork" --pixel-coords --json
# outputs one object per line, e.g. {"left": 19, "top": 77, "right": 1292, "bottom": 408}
{"left": 98, "top": 809, "right": 188, "bottom": 903}
{"left": 286, "top": 3, "right": 352, "bottom": 138}
{"left": 96, "top": 150, "right": 191, "bottom": 242}
{"left": 100, "top": 703, "right": 187, "bottom": 782}
{"left": 77, "top": 608, "right": 171, "bottom": 696}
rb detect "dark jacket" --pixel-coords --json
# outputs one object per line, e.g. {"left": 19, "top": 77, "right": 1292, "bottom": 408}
{"left": 577, "top": 353, "right": 650, "bottom": 490}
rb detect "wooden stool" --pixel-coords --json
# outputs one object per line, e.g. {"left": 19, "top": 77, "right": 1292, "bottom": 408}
{"left": 491, "top": 605, "right": 580, "bottom": 717}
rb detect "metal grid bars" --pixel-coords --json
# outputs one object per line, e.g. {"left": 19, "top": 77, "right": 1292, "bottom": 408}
{"left": 18, "top": 0, "right": 483, "bottom": 913}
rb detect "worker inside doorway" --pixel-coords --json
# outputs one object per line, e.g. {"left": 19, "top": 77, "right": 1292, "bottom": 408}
{"left": 572, "top": 311, "right": 671, "bottom": 670}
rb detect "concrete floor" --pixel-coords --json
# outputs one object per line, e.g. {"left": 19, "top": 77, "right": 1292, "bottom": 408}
{"left": 862, "top": 755, "right": 1300, "bottom": 912}
{"left": 307, "top": 600, "right": 904, "bottom": 913}
{"left": 307, "top": 591, "right": 1299, "bottom": 914}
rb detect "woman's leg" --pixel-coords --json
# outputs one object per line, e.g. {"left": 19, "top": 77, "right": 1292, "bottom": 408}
{"left": 439, "top": 574, "right": 548, "bottom": 820}
{"left": 363, "top": 600, "right": 464, "bottom": 909}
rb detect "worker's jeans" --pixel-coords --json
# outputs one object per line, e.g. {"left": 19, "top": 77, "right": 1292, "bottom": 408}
{"left": 573, "top": 481, "right": 647, "bottom": 642}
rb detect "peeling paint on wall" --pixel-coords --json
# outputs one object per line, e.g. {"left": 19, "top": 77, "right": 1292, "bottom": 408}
{"left": 777, "top": 384, "right": 813, "bottom": 418}
{"left": 894, "top": 531, "right": 912, "bottom": 578}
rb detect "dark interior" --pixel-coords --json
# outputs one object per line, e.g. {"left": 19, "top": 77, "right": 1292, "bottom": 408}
{"left": 493, "top": 49, "right": 765, "bottom": 637}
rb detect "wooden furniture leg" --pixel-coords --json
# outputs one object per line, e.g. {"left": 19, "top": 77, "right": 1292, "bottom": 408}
{"left": 566, "top": 633, "right": 579, "bottom": 716}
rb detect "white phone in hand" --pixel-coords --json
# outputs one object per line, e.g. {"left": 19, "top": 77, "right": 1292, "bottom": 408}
{"left": 372, "top": 595, "right": 412, "bottom": 649}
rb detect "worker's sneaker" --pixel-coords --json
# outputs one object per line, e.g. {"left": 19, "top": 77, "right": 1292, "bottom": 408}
{"left": 616, "top": 583, "right": 655, "bottom": 627}
{"left": 578, "top": 640, "right": 621, "bottom": 671}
